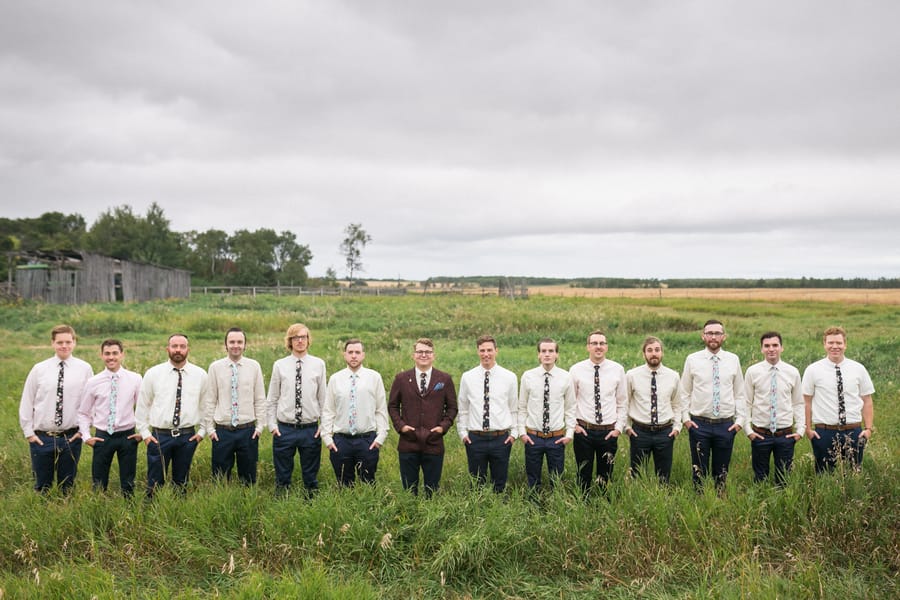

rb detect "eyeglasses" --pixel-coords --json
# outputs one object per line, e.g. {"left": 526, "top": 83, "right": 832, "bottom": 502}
{"left": 414, "top": 350, "right": 434, "bottom": 356}
{"left": 703, "top": 332, "right": 725, "bottom": 337}
{"left": 291, "top": 335, "right": 309, "bottom": 342}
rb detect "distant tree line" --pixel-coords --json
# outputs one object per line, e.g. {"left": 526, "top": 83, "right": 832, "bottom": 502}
{"left": 1, "top": 204, "right": 317, "bottom": 287}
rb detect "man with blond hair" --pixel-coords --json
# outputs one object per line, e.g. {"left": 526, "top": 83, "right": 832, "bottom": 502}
{"left": 802, "top": 326, "right": 875, "bottom": 473}
{"left": 267, "top": 323, "right": 327, "bottom": 494}
{"left": 20, "top": 324, "right": 94, "bottom": 494}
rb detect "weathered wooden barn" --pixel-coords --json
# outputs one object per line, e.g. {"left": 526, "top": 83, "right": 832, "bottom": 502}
{"left": 14, "top": 250, "right": 190, "bottom": 304}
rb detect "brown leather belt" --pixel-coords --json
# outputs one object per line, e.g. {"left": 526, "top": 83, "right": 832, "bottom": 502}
{"left": 814, "top": 422, "right": 861, "bottom": 431}
{"left": 577, "top": 419, "right": 614, "bottom": 432}
{"left": 632, "top": 420, "right": 674, "bottom": 433}
{"left": 469, "top": 429, "right": 510, "bottom": 437}
{"left": 752, "top": 425, "right": 794, "bottom": 437}
{"left": 526, "top": 427, "right": 565, "bottom": 439}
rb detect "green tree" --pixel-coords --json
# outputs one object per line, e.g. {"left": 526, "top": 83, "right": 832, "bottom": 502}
{"left": 83, "top": 203, "right": 183, "bottom": 267}
{"left": 0, "top": 212, "right": 86, "bottom": 253}
{"left": 273, "top": 230, "right": 312, "bottom": 286}
{"left": 228, "top": 228, "right": 277, "bottom": 285}
{"left": 183, "top": 229, "right": 230, "bottom": 281}
{"left": 340, "top": 223, "right": 372, "bottom": 284}
{"left": 227, "top": 228, "right": 313, "bottom": 286}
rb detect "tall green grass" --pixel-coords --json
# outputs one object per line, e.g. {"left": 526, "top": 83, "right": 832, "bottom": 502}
{"left": 0, "top": 295, "right": 897, "bottom": 598}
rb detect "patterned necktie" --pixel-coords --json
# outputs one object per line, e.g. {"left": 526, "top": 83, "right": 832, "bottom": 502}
{"left": 420, "top": 372, "right": 427, "bottom": 395}
{"left": 769, "top": 366, "right": 778, "bottom": 432}
{"left": 108, "top": 373, "right": 119, "bottom": 433}
{"left": 835, "top": 365, "right": 846, "bottom": 425}
{"left": 650, "top": 371, "right": 659, "bottom": 425}
{"left": 172, "top": 368, "right": 183, "bottom": 428}
{"left": 294, "top": 359, "right": 303, "bottom": 423}
{"left": 593, "top": 364, "right": 602, "bottom": 424}
{"left": 349, "top": 372, "right": 359, "bottom": 435}
{"left": 54, "top": 361, "right": 65, "bottom": 427}
{"left": 542, "top": 372, "right": 551, "bottom": 434}
{"left": 711, "top": 355, "right": 721, "bottom": 417}
{"left": 230, "top": 362, "right": 239, "bottom": 427}
{"left": 482, "top": 370, "right": 491, "bottom": 430}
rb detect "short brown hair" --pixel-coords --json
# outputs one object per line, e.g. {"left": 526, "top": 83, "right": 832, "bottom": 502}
{"left": 51, "top": 324, "right": 76, "bottom": 341}
{"left": 537, "top": 338, "right": 558, "bottom": 352}
{"left": 476, "top": 335, "right": 496, "bottom": 348}
{"left": 642, "top": 336, "right": 662, "bottom": 352}
{"left": 823, "top": 326, "right": 846, "bottom": 342}
{"left": 101, "top": 339, "right": 123, "bottom": 352}
{"left": 414, "top": 338, "right": 434, "bottom": 349}
{"left": 587, "top": 330, "right": 605, "bottom": 343}
{"left": 344, "top": 338, "right": 364, "bottom": 351}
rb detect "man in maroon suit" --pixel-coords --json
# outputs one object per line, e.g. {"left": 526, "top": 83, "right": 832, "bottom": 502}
{"left": 388, "top": 338, "right": 458, "bottom": 497}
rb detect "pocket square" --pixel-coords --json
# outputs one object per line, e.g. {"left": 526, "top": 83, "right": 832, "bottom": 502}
{"left": 434, "top": 382, "right": 444, "bottom": 391}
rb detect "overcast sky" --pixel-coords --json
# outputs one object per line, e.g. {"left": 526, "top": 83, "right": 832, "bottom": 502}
{"left": 2, "top": 1, "right": 899, "bottom": 280}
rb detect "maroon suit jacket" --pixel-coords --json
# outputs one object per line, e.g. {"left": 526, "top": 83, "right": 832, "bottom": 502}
{"left": 388, "top": 368, "right": 458, "bottom": 455}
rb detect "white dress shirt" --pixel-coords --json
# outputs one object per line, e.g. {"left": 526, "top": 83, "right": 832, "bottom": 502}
{"left": 457, "top": 364, "right": 518, "bottom": 440}
{"left": 625, "top": 364, "right": 684, "bottom": 433}
{"left": 569, "top": 358, "right": 628, "bottom": 432}
{"left": 267, "top": 353, "right": 327, "bottom": 430}
{"left": 136, "top": 361, "right": 209, "bottom": 439}
{"left": 517, "top": 365, "right": 576, "bottom": 438}
{"left": 20, "top": 355, "right": 94, "bottom": 437}
{"left": 680, "top": 349, "right": 747, "bottom": 428}
{"left": 744, "top": 360, "right": 804, "bottom": 437}
{"left": 205, "top": 356, "right": 267, "bottom": 434}
{"left": 801, "top": 357, "right": 874, "bottom": 425}
{"left": 321, "top": 366, "right": 389, "bottom": 447}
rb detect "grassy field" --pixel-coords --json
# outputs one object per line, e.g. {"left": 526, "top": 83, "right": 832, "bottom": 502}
{"left": 0, "top": 294, "right": 897, "bottom": 598}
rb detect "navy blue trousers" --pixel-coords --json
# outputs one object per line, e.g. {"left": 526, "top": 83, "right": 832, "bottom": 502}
{"left": 465, "top": 434, "right": 512, "bottom": 493}
{"left": 273, "top": 423, "right": 322, "bottom": 492}
{"left": 30, "top": 432, "right": 82, "bottom": 494}
{"left": 91, "top": 428, "right": 138, "bottom": 495}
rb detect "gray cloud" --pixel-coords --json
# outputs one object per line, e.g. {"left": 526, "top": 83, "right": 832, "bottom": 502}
{"left": 1, "top": 1, "right": 899, "bottom": 280}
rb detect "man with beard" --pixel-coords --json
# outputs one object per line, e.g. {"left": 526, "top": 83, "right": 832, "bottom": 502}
{"left": 321, "top": 339, "right": 389, "bottom": 486}
{"left": 681, "top": 320, "right": 747, "bottom": 491}
{"left": 136, "top": 333, "right": 209, "bottom": 497}
{"left": 624, "top": 336, "right": 684, "bottom": 484}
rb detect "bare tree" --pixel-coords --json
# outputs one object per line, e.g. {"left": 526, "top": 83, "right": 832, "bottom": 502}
{"left": 340, "top": 223, "right": 372, "bottom": 285}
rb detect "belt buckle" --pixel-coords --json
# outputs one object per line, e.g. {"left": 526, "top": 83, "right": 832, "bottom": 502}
{"left": 170, "top": 427, "right": 181, "bottom": 437}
